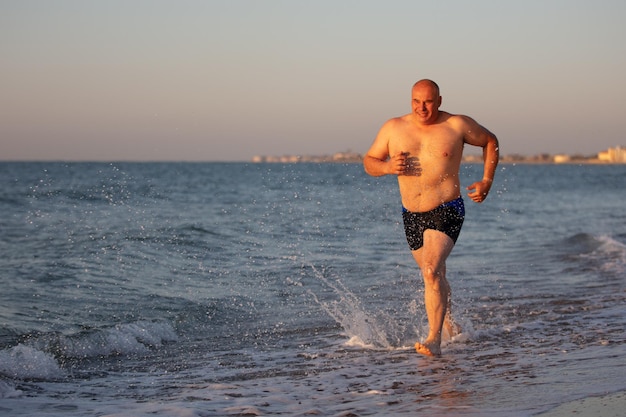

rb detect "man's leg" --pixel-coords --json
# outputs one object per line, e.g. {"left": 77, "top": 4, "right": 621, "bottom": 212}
{"left": 442, "top": 277, "right": 462, "bottom": 342}
{"left": 412, "top": 229, "right": 455, "bottom": 356}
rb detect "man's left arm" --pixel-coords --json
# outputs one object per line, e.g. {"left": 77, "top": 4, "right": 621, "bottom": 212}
{"left": 459, "top": 116, "right": 500, "bottom": 203}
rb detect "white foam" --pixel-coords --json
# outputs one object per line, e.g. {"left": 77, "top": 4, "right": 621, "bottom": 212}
{"left": 57, "top": 320, "right": 179, "bottom": 358}
{"left": 0, "top": 321, "right": 179, "bottom": 383}
{"left": 306, "top": 265, "right": 418, "bottom": 349}
{"left": 0, "top": 345, "right": 64, "bottom": 380}
{"left": 344, "top": 335, "right": 376, "bottom": 349}
{"left": 594, "top": 235, "right": 626, "bottom": 274}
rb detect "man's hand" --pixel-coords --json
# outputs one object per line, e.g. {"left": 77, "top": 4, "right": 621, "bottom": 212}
{"left": 467, "top": 179, "right": 493, "bottom": 203}
{"left": 390, "top": 152, "right": 422, "bottom": 176}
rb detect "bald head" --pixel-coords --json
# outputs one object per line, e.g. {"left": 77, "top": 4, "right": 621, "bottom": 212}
{"left": 410, "top": 79, "right": 442, "bottom": 124}
{"left": 413, "top": 79, "right": 440, "bottom": 96}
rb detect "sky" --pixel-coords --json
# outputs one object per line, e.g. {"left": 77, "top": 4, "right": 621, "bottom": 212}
{"left": 2, "top": 0, "right": 625, "bottom": 161}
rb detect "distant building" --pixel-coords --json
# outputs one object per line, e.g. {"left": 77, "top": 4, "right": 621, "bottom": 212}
{"left": 253, "top": 147, "right": 626, "bottom": 164}
{"left": 553, "top": 154, "right": 571, "bottom": 163}
{"left": 598, "top": 146, "right": 626, "bottom": 163}
{"left": 462, "top": 154, "right": 483, "bottom": 163}
{"left": 332, "top": 151, "right": 362, "bottom": 162}
{"left": 251, "top": 151, "right": 362, "bottom": 163}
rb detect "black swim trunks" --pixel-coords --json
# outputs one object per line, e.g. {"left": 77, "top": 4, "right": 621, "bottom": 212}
{"left": 402, "top": 197, "right": 465, "bottom": 251}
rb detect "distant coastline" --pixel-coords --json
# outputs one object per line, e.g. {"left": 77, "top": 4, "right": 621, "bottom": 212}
{"left": 252, "top": 146, "right": 626, "bottom": 164}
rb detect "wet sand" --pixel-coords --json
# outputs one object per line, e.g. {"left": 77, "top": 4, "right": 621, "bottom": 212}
{"left": 536, "top": 391, "right": 626, "bottom": 417}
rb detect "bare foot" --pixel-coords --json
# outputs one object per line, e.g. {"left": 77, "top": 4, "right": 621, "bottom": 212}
{"left": 415, "top": 341, "right": 441, "bottom": 357}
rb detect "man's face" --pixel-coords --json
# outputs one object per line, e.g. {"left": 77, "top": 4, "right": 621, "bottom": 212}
{"left": 411, "top": 84, "right": 441, "bottom": 124}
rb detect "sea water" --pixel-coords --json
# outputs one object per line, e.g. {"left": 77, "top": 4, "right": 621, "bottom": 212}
{"left": 0, "top": 162, "right": 624, "bottom": 416}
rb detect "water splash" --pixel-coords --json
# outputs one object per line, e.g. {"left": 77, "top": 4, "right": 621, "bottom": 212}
{"left": 305, "top": 264, "right": 416, "bottom": 349}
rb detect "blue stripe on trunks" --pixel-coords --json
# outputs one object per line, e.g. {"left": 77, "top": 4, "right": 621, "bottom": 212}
{"left": 402, "top": 196, "right": 464, "bottom": 215}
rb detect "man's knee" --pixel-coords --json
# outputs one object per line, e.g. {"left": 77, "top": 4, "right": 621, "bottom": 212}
{"left": 421, "top": 265, "right": 444, "bottom": 287}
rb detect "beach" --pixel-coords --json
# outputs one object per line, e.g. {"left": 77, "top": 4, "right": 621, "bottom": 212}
{"left": 1, "top": 162, "right": 624, "bottom": 416}
{"left": 536, "top": 391, "right": 626, "bottom": 417}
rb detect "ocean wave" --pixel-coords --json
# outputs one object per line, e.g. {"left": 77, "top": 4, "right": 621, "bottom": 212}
{"left": 0, "top": 320, "right": 178, "bottom": 381}
{"left": 560, "top": 233, "right": 626, "bottom": 276}
{"left": 46, "top": 320, "right": 178, "bottom": 359}
{"left": 0, "top": 345, "right": 64, "bottom": 381}
{"left": 583, "top": 234, "right": 626, "bottom": 275}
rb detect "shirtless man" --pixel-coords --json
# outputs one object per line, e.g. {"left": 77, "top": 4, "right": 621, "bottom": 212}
{"left": 363, "top": 79, "right": 499, "bottom": 357}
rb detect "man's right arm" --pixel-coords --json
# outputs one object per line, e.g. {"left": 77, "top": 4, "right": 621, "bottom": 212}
{"left": 364, "top": 120, "right": 407, "bottom": 177}
{"left": 363, "top": 154, "right": 391, "bottom": 177}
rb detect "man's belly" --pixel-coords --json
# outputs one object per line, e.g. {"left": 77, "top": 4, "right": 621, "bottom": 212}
{"left": 398, "top": 178, "right": 461, "bottom": 212}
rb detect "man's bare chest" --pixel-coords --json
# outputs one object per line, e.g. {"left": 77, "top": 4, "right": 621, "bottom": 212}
{"left": 392, "top": 127, "right": 463, "bottom": 161}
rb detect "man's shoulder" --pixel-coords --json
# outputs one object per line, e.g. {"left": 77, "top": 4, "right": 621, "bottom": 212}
{"left": 387, "top": 114, "right": 412, "bottom": 124}
{"left": 442, "top": 112, "right": 474, "bottom": 124}
{"left": 439, "top": 112, "right": 476, "bottom": 131}
{"left": 381, "top": 114, "right": 412, "bottom": 131}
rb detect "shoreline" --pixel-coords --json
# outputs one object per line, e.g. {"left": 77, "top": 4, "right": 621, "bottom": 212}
{"left": 535, "top": 391, "right": 626, "bottom": 417}
{"left": 1, "top": 159, "right": 625, "bottom": 165}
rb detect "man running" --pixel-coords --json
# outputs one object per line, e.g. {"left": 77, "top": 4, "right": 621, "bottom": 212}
{"left": 363, "top": 79, "right": 499, "bottom": 356}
